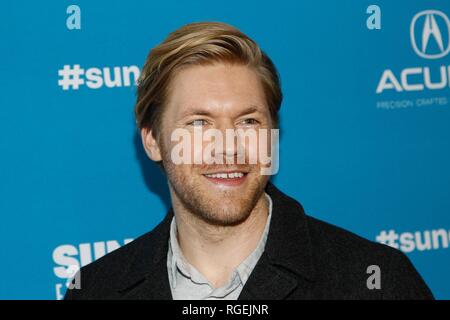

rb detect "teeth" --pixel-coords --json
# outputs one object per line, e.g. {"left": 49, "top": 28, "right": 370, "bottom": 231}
{"left": 205, "top": 172, "right": 245, "bottom": 179}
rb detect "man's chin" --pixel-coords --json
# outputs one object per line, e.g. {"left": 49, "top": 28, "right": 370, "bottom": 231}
{"left": 197, "top": 209, "right": 252, "bottom": 227}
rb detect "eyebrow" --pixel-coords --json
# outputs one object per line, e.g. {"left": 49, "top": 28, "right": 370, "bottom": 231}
{"left": 180, "top": 105, "right": 262, "bottom": 118}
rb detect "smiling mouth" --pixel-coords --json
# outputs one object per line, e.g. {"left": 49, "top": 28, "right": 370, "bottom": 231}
{"left": 202, "top": 171, "right": 248, "bottom": 186}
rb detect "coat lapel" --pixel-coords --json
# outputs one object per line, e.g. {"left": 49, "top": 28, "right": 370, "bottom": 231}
{"left": 115, "top": 209, "right": 174, "bottom": 299}
{"left": 239, "top": 182, "right": 317, "bottom": 299}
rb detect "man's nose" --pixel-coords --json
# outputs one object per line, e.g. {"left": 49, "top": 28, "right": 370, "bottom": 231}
{"left": 215, "top": 120, "right": 239, "bottom": 159}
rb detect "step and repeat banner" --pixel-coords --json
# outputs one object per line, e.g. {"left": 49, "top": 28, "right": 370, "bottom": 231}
{"left": 1, "top": 1, "right": 449, "bottom": 299}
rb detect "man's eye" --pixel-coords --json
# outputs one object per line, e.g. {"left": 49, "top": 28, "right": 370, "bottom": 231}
{"left": 240, "top": 118, "right": 259, "bottom": 125}
{"left": 188, "top": 119, "right": 207, "bottom": 126}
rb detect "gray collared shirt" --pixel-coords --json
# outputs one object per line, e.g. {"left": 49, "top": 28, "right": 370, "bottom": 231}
{"left": 167, "top": 192, "right": 273, "bottom": 300}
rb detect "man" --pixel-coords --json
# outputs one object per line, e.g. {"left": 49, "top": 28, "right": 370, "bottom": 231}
{"left": 65, "top": 21, "right": 433, "bottom": 300}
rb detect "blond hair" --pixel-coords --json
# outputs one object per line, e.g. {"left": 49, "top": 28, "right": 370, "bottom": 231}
{"left": 135, "top": 21, "right": 282, "bottom": 138}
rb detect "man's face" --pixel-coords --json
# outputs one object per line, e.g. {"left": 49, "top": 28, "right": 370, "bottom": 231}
{"left": 144, "top": 63, "right": 273, "bottom": 226}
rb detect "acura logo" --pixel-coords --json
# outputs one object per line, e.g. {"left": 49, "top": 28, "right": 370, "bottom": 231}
{"left": 410, "top": 10, "right": 450, "bottom": 59}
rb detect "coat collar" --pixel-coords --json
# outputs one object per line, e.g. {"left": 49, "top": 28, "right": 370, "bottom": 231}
{"left": 262, "top": 182, "right": 316, "bottom": 281}
{"left": 116, "top": 182, "right": 316, "bottom": 299}
{"left": 115, "top": 209, "right": 173, "bottom": 299}
{"left": 238, "top": 182, "right": 317, "bottom": 299}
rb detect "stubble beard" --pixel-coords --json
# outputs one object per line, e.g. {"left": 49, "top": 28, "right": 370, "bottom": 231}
{"left": 161, "top": 151, "right": 267, "bottom": 227}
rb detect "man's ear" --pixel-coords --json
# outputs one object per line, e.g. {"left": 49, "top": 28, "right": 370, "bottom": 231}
{"left": 141, "top": 127, "right": 162, "bottom": 162}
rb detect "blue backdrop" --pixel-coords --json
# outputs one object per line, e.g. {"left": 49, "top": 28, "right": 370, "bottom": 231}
{"left": 1, "top": 0, "right": 449, "bottom": 299}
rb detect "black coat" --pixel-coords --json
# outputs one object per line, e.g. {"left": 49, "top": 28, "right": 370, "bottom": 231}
{"left": 65, "top": 182, "right": 434, "bottom": 299}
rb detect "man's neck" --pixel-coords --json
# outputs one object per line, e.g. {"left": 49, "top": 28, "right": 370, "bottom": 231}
{"left": 172, "top": 192, "right": 270, "bottom": 288}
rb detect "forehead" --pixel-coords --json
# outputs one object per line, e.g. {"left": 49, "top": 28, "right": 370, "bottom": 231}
{"left": 166, "top": 63, "right": 267, "bottom": 115}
